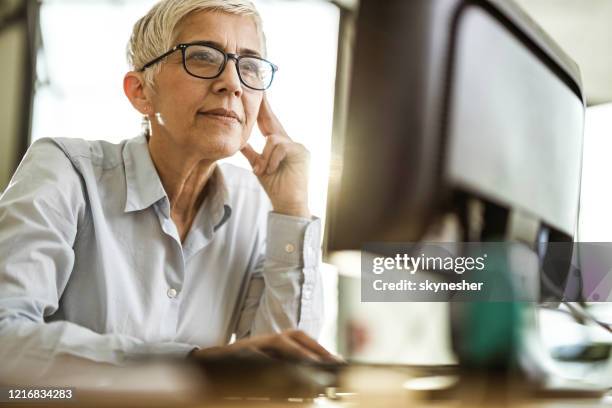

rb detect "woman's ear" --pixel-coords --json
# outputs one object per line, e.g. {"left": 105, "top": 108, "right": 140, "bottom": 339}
{"left": 123, "top": 72, "right": 152, "bottom": 115}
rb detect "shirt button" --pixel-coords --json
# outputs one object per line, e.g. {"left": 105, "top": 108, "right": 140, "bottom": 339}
{"left": 285, "top": 243, "right": 295, "bottom": 254}
{"left": 167, "top": 288, "right": 178, "bottom": 299}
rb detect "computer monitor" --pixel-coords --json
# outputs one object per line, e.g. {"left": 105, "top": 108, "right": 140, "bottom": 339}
{"left": 325, "top": 0, "right": 585, "bottom": 301}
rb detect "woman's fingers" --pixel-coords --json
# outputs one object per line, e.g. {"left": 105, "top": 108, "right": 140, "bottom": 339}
{"left": 257, "top": 135, "right": 282, "bottom": 175}
{"left": 195, "top": 331, "right": 339, "bottom": 364}
{"left": 288, "top": 330, "right": 341, "bottom": 362}
{"left": 243, "top": 137, "right": 287, "bottom": 176}
{"left": 253, "top": 330, "right": 337, "bottom": 363}
{"left": 266, "top": 143, "right": 289, "bottom": 174}
{"left": 261, "top": 142, "right": 309, "bottom": 175}
{"left": 257, "top": 94, "right": 288, "bottom": 138}
{"left": 246, "top": 346, "right": 270, "bottom": 359}
{"left": 240, "top": 143, "right": 260, "bottom": 168}
{"left": 261, "top": 334, "right": 321, "bottom": 362}
{"left": 252, "top": 96, "right": 299, "bottom": 176}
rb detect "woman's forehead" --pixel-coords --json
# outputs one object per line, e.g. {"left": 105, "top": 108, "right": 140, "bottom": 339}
{"left": 175, "top": 11, "right": 262, "bottom": 54}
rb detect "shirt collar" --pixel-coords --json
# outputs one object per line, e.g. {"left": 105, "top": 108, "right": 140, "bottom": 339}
{"left": 123, "top": 135, "right": 166, "bottom": 213}
{"left": 181, "top": 165, "right": 232, "bottom": 257}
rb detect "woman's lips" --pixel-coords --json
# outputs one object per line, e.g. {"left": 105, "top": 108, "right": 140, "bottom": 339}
{"left": 199, "top": 108, "right": 242, "bottom": 124}
{"left": 199, "top": 113, "right": 240, "bottom": 124}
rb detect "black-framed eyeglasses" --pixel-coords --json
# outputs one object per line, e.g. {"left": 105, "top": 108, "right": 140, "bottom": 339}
{"left": 139, "top": 41, "right": 278, "bottom": 91}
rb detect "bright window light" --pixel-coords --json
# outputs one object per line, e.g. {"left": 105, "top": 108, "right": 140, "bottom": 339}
{"left": 578, "top": 103, "right": 612, "bottom": 242}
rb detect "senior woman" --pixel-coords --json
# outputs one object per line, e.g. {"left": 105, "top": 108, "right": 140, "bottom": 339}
{"left": 0, "top": 0, "right": 335, "bottom": 377}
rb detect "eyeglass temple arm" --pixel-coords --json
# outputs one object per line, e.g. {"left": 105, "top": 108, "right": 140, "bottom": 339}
{"left": 138, "top": 46, "right": 181, "bottom": 72}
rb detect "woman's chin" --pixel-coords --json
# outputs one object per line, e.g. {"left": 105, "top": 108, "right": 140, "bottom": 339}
{"left": 194, "top": 137, "right": 243, "bottom": 160}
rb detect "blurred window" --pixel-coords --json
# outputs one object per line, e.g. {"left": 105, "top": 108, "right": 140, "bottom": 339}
{"left": 578, "top": 103, "right": 612, "bottom": 241}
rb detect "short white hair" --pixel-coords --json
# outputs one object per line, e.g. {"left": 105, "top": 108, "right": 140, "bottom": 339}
{"left": 127, "top": 0, "right": 266, "bottom": 87}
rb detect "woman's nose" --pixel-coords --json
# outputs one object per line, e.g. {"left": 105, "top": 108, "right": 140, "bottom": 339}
{"left": 211, "top": 60, "right": 243, "bottom": 97}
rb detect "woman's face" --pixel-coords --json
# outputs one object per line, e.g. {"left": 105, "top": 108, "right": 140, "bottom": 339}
{"left": 146, "top": 11, "right": 264, "bottom": 160}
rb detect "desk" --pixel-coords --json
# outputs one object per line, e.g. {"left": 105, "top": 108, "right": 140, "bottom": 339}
{"left": 5, "top": 362, "right": 612, "bottom": 408}
{"left": 21, "top": 364, "right": 609, "bottom": 408}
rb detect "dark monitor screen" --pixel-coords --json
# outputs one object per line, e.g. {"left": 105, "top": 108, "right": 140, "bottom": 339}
{"left": 326, "top": 0, "right": 584, "bottom": 251}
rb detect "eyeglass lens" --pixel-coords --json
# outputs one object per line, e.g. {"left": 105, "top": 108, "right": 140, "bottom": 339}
{"left": 184, "top": 45, "right": 274, "bottom": 90}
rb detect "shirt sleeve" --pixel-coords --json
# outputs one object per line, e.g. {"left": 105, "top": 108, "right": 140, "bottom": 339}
{"left": 0, "top": 139, "right": 196, "bottom": 381}
{"left": 234, "top": 212, "right": 324, "bottom": 340}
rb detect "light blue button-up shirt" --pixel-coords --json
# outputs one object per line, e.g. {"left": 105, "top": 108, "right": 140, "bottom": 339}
{"left": 0, "top": 135, "right": 323, "bottom": 376}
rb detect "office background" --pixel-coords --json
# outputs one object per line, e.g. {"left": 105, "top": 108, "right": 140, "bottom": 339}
{"left": 2, "top": 0, "right": 612, "bottom": 353}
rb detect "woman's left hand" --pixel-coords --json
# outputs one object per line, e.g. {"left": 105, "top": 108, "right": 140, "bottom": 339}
{"left": 241, "top": 95, "right": 311, "bottom": 219}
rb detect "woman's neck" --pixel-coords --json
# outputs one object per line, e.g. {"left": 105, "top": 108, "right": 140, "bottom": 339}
{"left": 147, "top": 133, "right": 216, "bottom": 235}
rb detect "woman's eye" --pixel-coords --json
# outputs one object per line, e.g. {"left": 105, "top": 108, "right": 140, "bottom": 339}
{"left": 190, "top": 52, "right": 216, "bottom": 62}
{"left": 241, "top": 62, "right": 259, "bottom": 75}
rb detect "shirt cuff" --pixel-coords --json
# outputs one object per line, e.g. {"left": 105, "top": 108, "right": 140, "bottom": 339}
{"left": 266, "top": 212, "right": 321, "bottom": 267}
